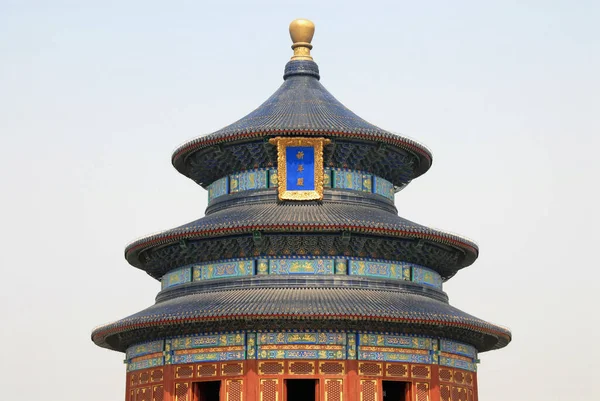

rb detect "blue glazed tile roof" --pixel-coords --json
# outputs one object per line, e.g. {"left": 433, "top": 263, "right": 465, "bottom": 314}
{"left": 92, "top": 286, "right": 510, "bottom": 352}
{"left": 124, "top": 199, "right": 478, "bottom": 269}
{"left": 172, "top": 61, "right": 432, "bottom": 178}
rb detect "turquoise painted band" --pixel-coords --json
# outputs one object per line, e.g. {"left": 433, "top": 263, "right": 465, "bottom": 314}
{"left": 207, "top": 167, "right": 395, "bottom": 203}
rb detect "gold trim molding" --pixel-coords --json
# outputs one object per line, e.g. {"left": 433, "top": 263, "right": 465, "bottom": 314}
{"left": 268, "top": 137, "right": 330, "bottom": 201}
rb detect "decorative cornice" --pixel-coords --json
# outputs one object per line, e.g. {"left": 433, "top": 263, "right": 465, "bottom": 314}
{"left": 125, "top": 223, "right": 478, "bottom": 263}
{"left": 173, "top": 129, "right": 432, "bottom": 170}
{"left": 92, "top": 314, "right": 511, "bottom": 354}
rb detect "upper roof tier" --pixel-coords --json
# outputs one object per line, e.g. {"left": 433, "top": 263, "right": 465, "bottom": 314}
{"left": 172, "top": 21, "right": 432, "bottom": 189}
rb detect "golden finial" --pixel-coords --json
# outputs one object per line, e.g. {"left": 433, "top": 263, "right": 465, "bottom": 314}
{"left": 289, "top": 19, "right": 315, "bottom": 61}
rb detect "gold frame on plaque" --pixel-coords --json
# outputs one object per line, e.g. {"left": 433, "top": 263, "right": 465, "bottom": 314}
{"left": 268, "top": 137, "right": 331, "bottom": 201}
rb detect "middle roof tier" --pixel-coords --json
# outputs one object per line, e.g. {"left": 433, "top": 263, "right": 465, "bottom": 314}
{"left": 125, "top": 189, "right": 477, "bottom": 280}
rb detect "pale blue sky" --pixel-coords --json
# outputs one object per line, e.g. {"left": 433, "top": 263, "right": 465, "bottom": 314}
{"left": 0, "top": 1, "right": 598, "bottom": 400}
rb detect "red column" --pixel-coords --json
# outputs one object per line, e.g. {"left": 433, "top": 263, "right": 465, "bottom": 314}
{"left": 429, "top": 365, "right": 440, "bottom": 401}
{"left": 246, "top": 360, "right": 259, "bottom": 401}
{"left": 125, "top": 371, "right": 130, "bottom": 401}
{"left": 163, "top": 365, "right": 174, "bottom": 401}
{"left": 472, "top": 372, "right": 478, "bottom": 401}
{"left": 346, "top": 360, "right": 359, "bottom": 401}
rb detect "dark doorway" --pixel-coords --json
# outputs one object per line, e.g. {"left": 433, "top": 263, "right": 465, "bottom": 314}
{"left": 382, "top": 381, "right": 408, "bottom": 401}
{"left": 195, "top": 381, "right": 221, "bottom": 401}
{"left": 286, "top": 379, "right": 318, "bottom": 401}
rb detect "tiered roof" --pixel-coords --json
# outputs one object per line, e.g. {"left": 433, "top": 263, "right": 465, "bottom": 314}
{"left": 92, "top": 19, "right": 510, "bottom": 354}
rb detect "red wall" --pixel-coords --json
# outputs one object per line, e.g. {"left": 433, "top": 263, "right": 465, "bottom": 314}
{"left": 126, "top": 360, "right": 477, "bottom": 401}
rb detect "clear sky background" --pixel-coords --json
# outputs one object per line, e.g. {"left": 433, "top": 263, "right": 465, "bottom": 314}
{"left": 0, "top": 1, "right": 598, "bottom": 400}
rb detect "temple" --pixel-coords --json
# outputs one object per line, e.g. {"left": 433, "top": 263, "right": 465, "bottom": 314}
{"left": 92, "top": 19, "right": 511, "bottom": 401}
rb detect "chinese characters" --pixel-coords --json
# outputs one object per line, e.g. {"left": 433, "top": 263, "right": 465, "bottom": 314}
{"left": 296, "top": 150, "right": 304, "bottom": 186}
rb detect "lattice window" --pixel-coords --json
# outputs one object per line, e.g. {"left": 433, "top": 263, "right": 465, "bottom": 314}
{"left": 360, "top": 380, "right": 377, "bottom": 401}
{"left": 411, "top": 365, "right": 431, "bottom": 379}
{"left": 358, "top": 362, "right": 382, "bottom": 376}
{"left": 453, "top": 371, "right": 464, "bottom": 384}
{"left": 415, "top": 382, "right": 429, "bottom": 401}
{"left": 325, "top": 379, "right": 343, "bottom": 401}
{"left": 259, "top": 361, "right": 284, "bottom": 375}
{"left": 465, "top": 373, "right": 473, "bottom": 386}
{"left": 222, "top": 363, "right": 244, "bottom": 376}
{"left": 130, "top": 390, "right": 135, "bottom": 401}
{"left": 198, "top": 364, "right": 218, "bottom": 377}
{"left": 468, "top": 389, "right": 474, "bottom": 401}
{"left": 288, "top": 361, "right": 315, "bottom": 375}
{"left": 440, "top": 385, "right": 451, "bottom": 401}
{"left": 175, "top": 382, "right": 189, "bottom": 401}
{"left": 140, "top": 371, "right": 150, "bottom": 384}
{"left": 151, "top": 369, "right": 163, "bottom": 383}
{"left": 386, "top": 363, "right": 408, "bottom": 378}
{"left": 320, "top": 361, "right": 344, "bottom": 375}
{"left": 176, "top": 366, "right": 194, "bottom": 379}
{"left": 131, "top": 373, "right": 139, "bottom": 387}
{"left": 153, "top": 385, "right": 164, "bottom": 401}
{"left": 139, "top": 387, "right": 151, "bottom": 401}
{"left": 260, "top": 379, "right": 278, "bottom": 401}
{"left": 451, "top": 386, "right": 460, "bottom": 401}
{"left": 227, "top": 379, "right": 243, "bottom": 401}
{"left": 439, "top": 368, "right": 453, "bottom": 382}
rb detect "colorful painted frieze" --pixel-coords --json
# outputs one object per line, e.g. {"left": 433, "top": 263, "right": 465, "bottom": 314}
{"left": 439, "top": 356, "right": 477, "bottom": 372}
{"left": 256, "top": 332, "right": 347, "bottom": 360}
{"left": 207, "top": 167, "right": 397, "bottom": 203}
{"left": 349, "top": 260, "right": 410, "bottom": 280}
{"left": 440, "top": 339, "right": 477, "bottom": 359}
{"left": 171, "top": 333, "right": 245, "bottom": 350}
{"left": 362, "top": 173, "right": 373, "bottom": 192}
{"left": 257, "top": 347, "right": 345, "bottom": 360}
{"left": 246, "top": 332, "right": 257, "bottom": 359}
{"left": 161, "top": 267, "right": 192, "bottom": 289}
{"left": 194, "top": 260, "right": 255, "bottom": 281}
{"left": 347, "top": 333, "right": 357, "bottom": 359}
{"left": 124, "top": 332, "right": 476, "bottom": 369}
{"left": 126, "top": 340, "right": 164, "bottom": 359}
{"left": 332, "top": 169, "right": 364, "bottom": 191}
{"left": 207, "top": 176, "right": 229, "bottom": 203}
{"left": 323, "top": 167, "right": 332, "bottom": 188}
{"left": 268, "top": 168, "right": 278, "bottom": 188}
{"left": 358, "top": 349, "right": 432, "bottom": 364}
{"left": 230, "top": 170, "right": 268, "bottom": 193}
{"left": 161, "top": 258, "right": 444, "bottom": 291}
{"left": 373, "top": 176, "right": 394, "bottom": 201}
{"left": 258, "top": 332, "right": 346, "bottom": 345}
{"left": 173, "top": 348, "right": 245, "bottom": 364}
{"left": 335, "top": 259, "right": 347, "bottom": 275}
{"left": 257, "top": 258, "right": 269, "bottom": 275}
{"left": 127, "top": 355, "right": 164, "bottom": 371}
{"left": 269, "top": 258, "right": 334, "bottom": 275}
{"left": 359, "top": 334, "right": 432, "bottom": 350}
{"left": 412, "top": 266, "right": 443, "bottom": 289}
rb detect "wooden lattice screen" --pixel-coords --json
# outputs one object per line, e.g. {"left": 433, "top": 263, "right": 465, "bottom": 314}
{"left": 227, "top": 379, "right": 243, "bottom": 401}
{"left": 153, "top": 385, "right": 164, "bottom": 401}
{"left": 415, "top": 382, "right": 430, "bottom": 401}
{"left": 175, "top": 382, "right": 189, "bottom": 401}
{"left": 360, "top": 379, "right": 377, "bottom": 401}
{"left": 260, "top": 378, "right": 278, "bottom": 401}
{"left": 325, "top": 379, "right": 343, "bottom": 401}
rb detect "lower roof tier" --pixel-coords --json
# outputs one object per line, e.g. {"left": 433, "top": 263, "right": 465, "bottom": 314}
{"left": 126, "top": 189, "right": 478, "bottom": 279}
{"left": 92, "top": 277, "right": 510, "bottom": 353}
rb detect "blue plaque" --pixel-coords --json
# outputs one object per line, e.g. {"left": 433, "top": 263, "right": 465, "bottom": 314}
{"left": 286, "top": 146, "right": 315, "bottom": 190}
{"left": 269, "top": 137, "right": 330, "bottom": 201}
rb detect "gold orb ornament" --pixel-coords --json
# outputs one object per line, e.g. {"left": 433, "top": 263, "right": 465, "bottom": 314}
{"left": 289, "top": 19, "right": 315, "bottom": 61}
